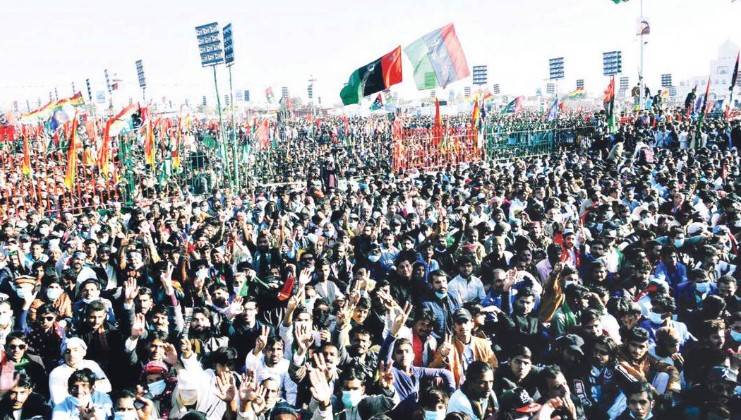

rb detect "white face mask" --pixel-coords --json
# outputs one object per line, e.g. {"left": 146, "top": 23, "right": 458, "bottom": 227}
{"left": 46, "top": 288, "right": 63, "bottom": 301}
{"left": 69, "top": 394, "right": 91, "bottom": 408}
{"left": 0, "top": 313, "right": 12, "bottom": 327}
{"left": 113, "top": 411, "right": 138, "bottom": 420}
{"left": 647, "top": 311, "right": 663, "bottom": 324}
{"left": 148, "top": 379, "right": 166, "bottom": 396}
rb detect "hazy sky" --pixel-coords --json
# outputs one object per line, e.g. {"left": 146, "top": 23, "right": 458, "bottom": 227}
{"left": 1, "top": 0, "right": 739, "bottom": 111}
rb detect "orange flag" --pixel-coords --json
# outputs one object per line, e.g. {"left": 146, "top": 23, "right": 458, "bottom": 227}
{"left": 144, "top": 117, "right": 155, "bottom": 166}
{"left": 21, "top": 134, "right": 31, "bottom": 177}
{"left": 64, "top": 112, "right": 79, "bottom": 190}
{"left": 172, "top": 117, "right": 181, "bottom": 169}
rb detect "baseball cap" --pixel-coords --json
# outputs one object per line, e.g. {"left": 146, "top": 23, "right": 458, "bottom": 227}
{"left": 500, "top": 387, "right": 542, "bottom": 414}
{"left": 453, "top": 308, "right": 472, "bottom": 323}
{"left": 707, "top": 366, "right": 738, "bottom": 384}
{"left": 555, "top": 334, "right": 585, "bottom": 356}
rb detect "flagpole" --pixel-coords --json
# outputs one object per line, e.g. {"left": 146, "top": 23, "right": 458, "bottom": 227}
{"left": 638, "top": 0, "right": 645, "bottom": 111}
{"left": 228, "top": 65, "right": 239, "bottom": 191}
{"left": 212, "top": 64, "right": 226, "bottom": 188}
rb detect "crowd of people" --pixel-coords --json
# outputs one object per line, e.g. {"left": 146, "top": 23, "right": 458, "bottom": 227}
{"left": 0, "top": 104, "right": 738, "bottom": 420}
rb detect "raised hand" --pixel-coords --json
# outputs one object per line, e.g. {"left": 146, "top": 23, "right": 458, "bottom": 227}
{"left": 295, "top": 323, "right": 314, "bottom": 353}
{"left": 135, "top": 396, "right": 155, "bottom": 420}
{"left": 504, "top": 269, "right": 518, "bottom": 292}
{"left": 229, "top": 296, "right": 244, "bottom": 317}
{"left": 312, "top": 352, "right": 331, "bottom": 379}
{"left": 124, "top": 278, "right": 140, "bottom": 304}
{"left": 215, "top": 371, "right": 237, "bottom": 402}
{"left": 131, "top": 313, "right": 146, "bottom": 339}
{"left": 437, "top": 335, "right": 454, "bottom": 359}
{"left": 390, "top": 302, "right": 413, "bottom": 337}
{"left": 253, "top": 325, "right": 270, "bottom": 354}
{"left": 298, "top": 267, "right": 313, "bottom": 285}
{"left": 163, "top": 343, "right": 179, "bottom": 365}
{"left": 160, "top": 263, "right": 175, "bottom": 294}
{"left": 308, "top": 365, "right": 332, "bottom": 408}
{"left": 180, "top": 338, "right": 193, "bottom": 359}
{"left": 377, "top": 360, "right": 395, "bottom": 390}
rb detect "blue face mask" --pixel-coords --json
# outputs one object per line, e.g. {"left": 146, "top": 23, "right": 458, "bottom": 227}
{"left": 731, "top": 330, "right": 741, "bottom": 343}
{"left": 434, "top": 291, "right": 448, "bottom": 300}
{"left": 424, "top": 410, "right": 444, "bottom": 420}
{"left": 673, "top": 239, "right": 684, "bottom": 248}
{"left": 695, "top": 282, "right": 710, "bottom": 294}
{"left": 341, "top": 390, "right": 362, "bottom": 408}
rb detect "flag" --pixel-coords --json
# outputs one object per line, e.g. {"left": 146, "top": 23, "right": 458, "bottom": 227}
{"left": 711, "top": 99, "right": 725, "bottom": 114}
{"left": 144, "top": 117, "right": 155, "bottom": 166}
{"left": 64, "top": 112, "right": 79, "bottom": 190}
{"left": 731, "top": 50, "right": 739, "bottom": 91}
{"left": 547, "top": 97, "right": 560, "bottom": 121}
{"left": 173, "top": 117, "right": 182, "bottom": 169}
{"left": 566, "top": 88, "right": 585, "bottom": 99}
{"left": 405, "top": 23, "right": 470, "bottom": 90}
{"left": 433, "top": 98, "right": 442, "bottom": 147}
{"left": 471, "top": 98, "right": 482, "bottom": 148}
{"left": 256, "top": 120, "right": 269, "bottom": 150}
{"left": 701, "top": 77, "right": 712, "bottom": 115}
{"left": 696, "top": 77, "right": 711, "bottom": 138}
{"left": 369, "top": 94, "right": 384, "bottom": 111}
{"left": 501, "top": 97, "right": 523, "bottom": 114}
{"left": 21, "top": 134, "right": 31, "bottom": 176}
{"left": 604, "top": 77, "right": 617, "bottom": 133}
{"left": 20, "top": 100, "right": 56, "bottom": 124}
{"left": 637, "top": 20, "right": 650, "bottom": 35}
{"left": 340, "top": 46, "right": 403, "bottom": 106}
{"left": 99, "top": 104, "right": 138, "bottom": 176}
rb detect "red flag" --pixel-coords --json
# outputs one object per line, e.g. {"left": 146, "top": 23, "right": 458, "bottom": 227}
{"left": 64, "top": 112, "right": 79, "bottom": 190}
{"left": 21, "top": 134, "right": 31, "bottom": 176}
{"left": 433, "top": 99, "right": 442, "bottom": 147}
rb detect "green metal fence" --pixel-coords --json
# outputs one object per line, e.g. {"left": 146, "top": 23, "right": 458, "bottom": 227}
{"left": 485, "top": 125, "right": 583, "bottom": 160}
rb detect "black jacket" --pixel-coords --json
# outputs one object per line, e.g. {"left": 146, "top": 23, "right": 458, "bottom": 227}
{"left": 0, "top": 391, "right": 51, "bottom": 419}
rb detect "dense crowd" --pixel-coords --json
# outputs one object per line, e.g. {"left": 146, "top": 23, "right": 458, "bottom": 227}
{"left": 0, "top": 106, "right": 738, "bottom": 420}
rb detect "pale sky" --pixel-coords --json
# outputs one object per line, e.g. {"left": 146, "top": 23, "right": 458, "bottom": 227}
{"left": 1, "top": 0, "right": 739, "bottom": 111}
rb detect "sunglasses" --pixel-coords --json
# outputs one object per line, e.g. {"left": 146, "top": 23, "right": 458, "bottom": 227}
{"left": 42, "top": 316, "right": 56, "bottom": 321}
{"left": 7, "top": 344, "right": 26, "bottom": 350}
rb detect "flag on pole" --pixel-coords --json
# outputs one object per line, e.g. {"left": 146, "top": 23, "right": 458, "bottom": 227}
{"left": 144, "top": 117, "right": 155, "bottom": 166}
{"left": 547, "top": 97, "right": 560, "bottom": 121}
{"left": 696, "top": 77, "right": 711, "bottom": 137}
{"left": 566, "top": 88, "right": 585, "bottom": 99}
{"left": 637, "top": 20, "right": 650, "bottom": 35}
{"left": 433, "top": 98, "right": 442, "bottom": 147}
{"left": 501, "top": 97, "right": 523, "bottom": 114}
{"left": 99, "top": 104, "right": 138, "bottom": 177}
{"left": 731, "top": 50, "right": 739, "bottom": 91}
{"left": 21, "top": 134, "right": 31, "bottom": 177}
{"left": 471, "top": 98, "right": 483, "bottom": 148}
{"left": 64, "top": 112, "right": 79, "bottom": 190}
{"left": 340, "top": 46, "right": 403, "bottom": 106}
{"left": 603, "top": 76, "right": 617, "bottom": 133}
{"left": 173, "top": 117, "right": 182, "bottom": 170}
{"left": 369, "top": 94, "right": 384, "bottom": 111}
{"left": 405, "top": 23, "right": 470, "bottom": 90}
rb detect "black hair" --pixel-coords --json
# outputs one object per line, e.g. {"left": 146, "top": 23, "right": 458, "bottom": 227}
{"left": 12, "top": 372, "right": 33, "bottom": 389}
{"left": 210, "top": 346, "right": 239, "bottom": 368}
{"left": 537, "top": 365, "right": 564, "bottom": 393}
{"left": 509, "top": 345, "right": 532, "bottom": 360}
{"left": 68, "top": 368, "right": 97, "bottom": 389}
{"left": 624, "top": 381, "right": 655, "bottom": 402}
{"left": 85, "top": 300, "right": 107, "bottom": 315}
